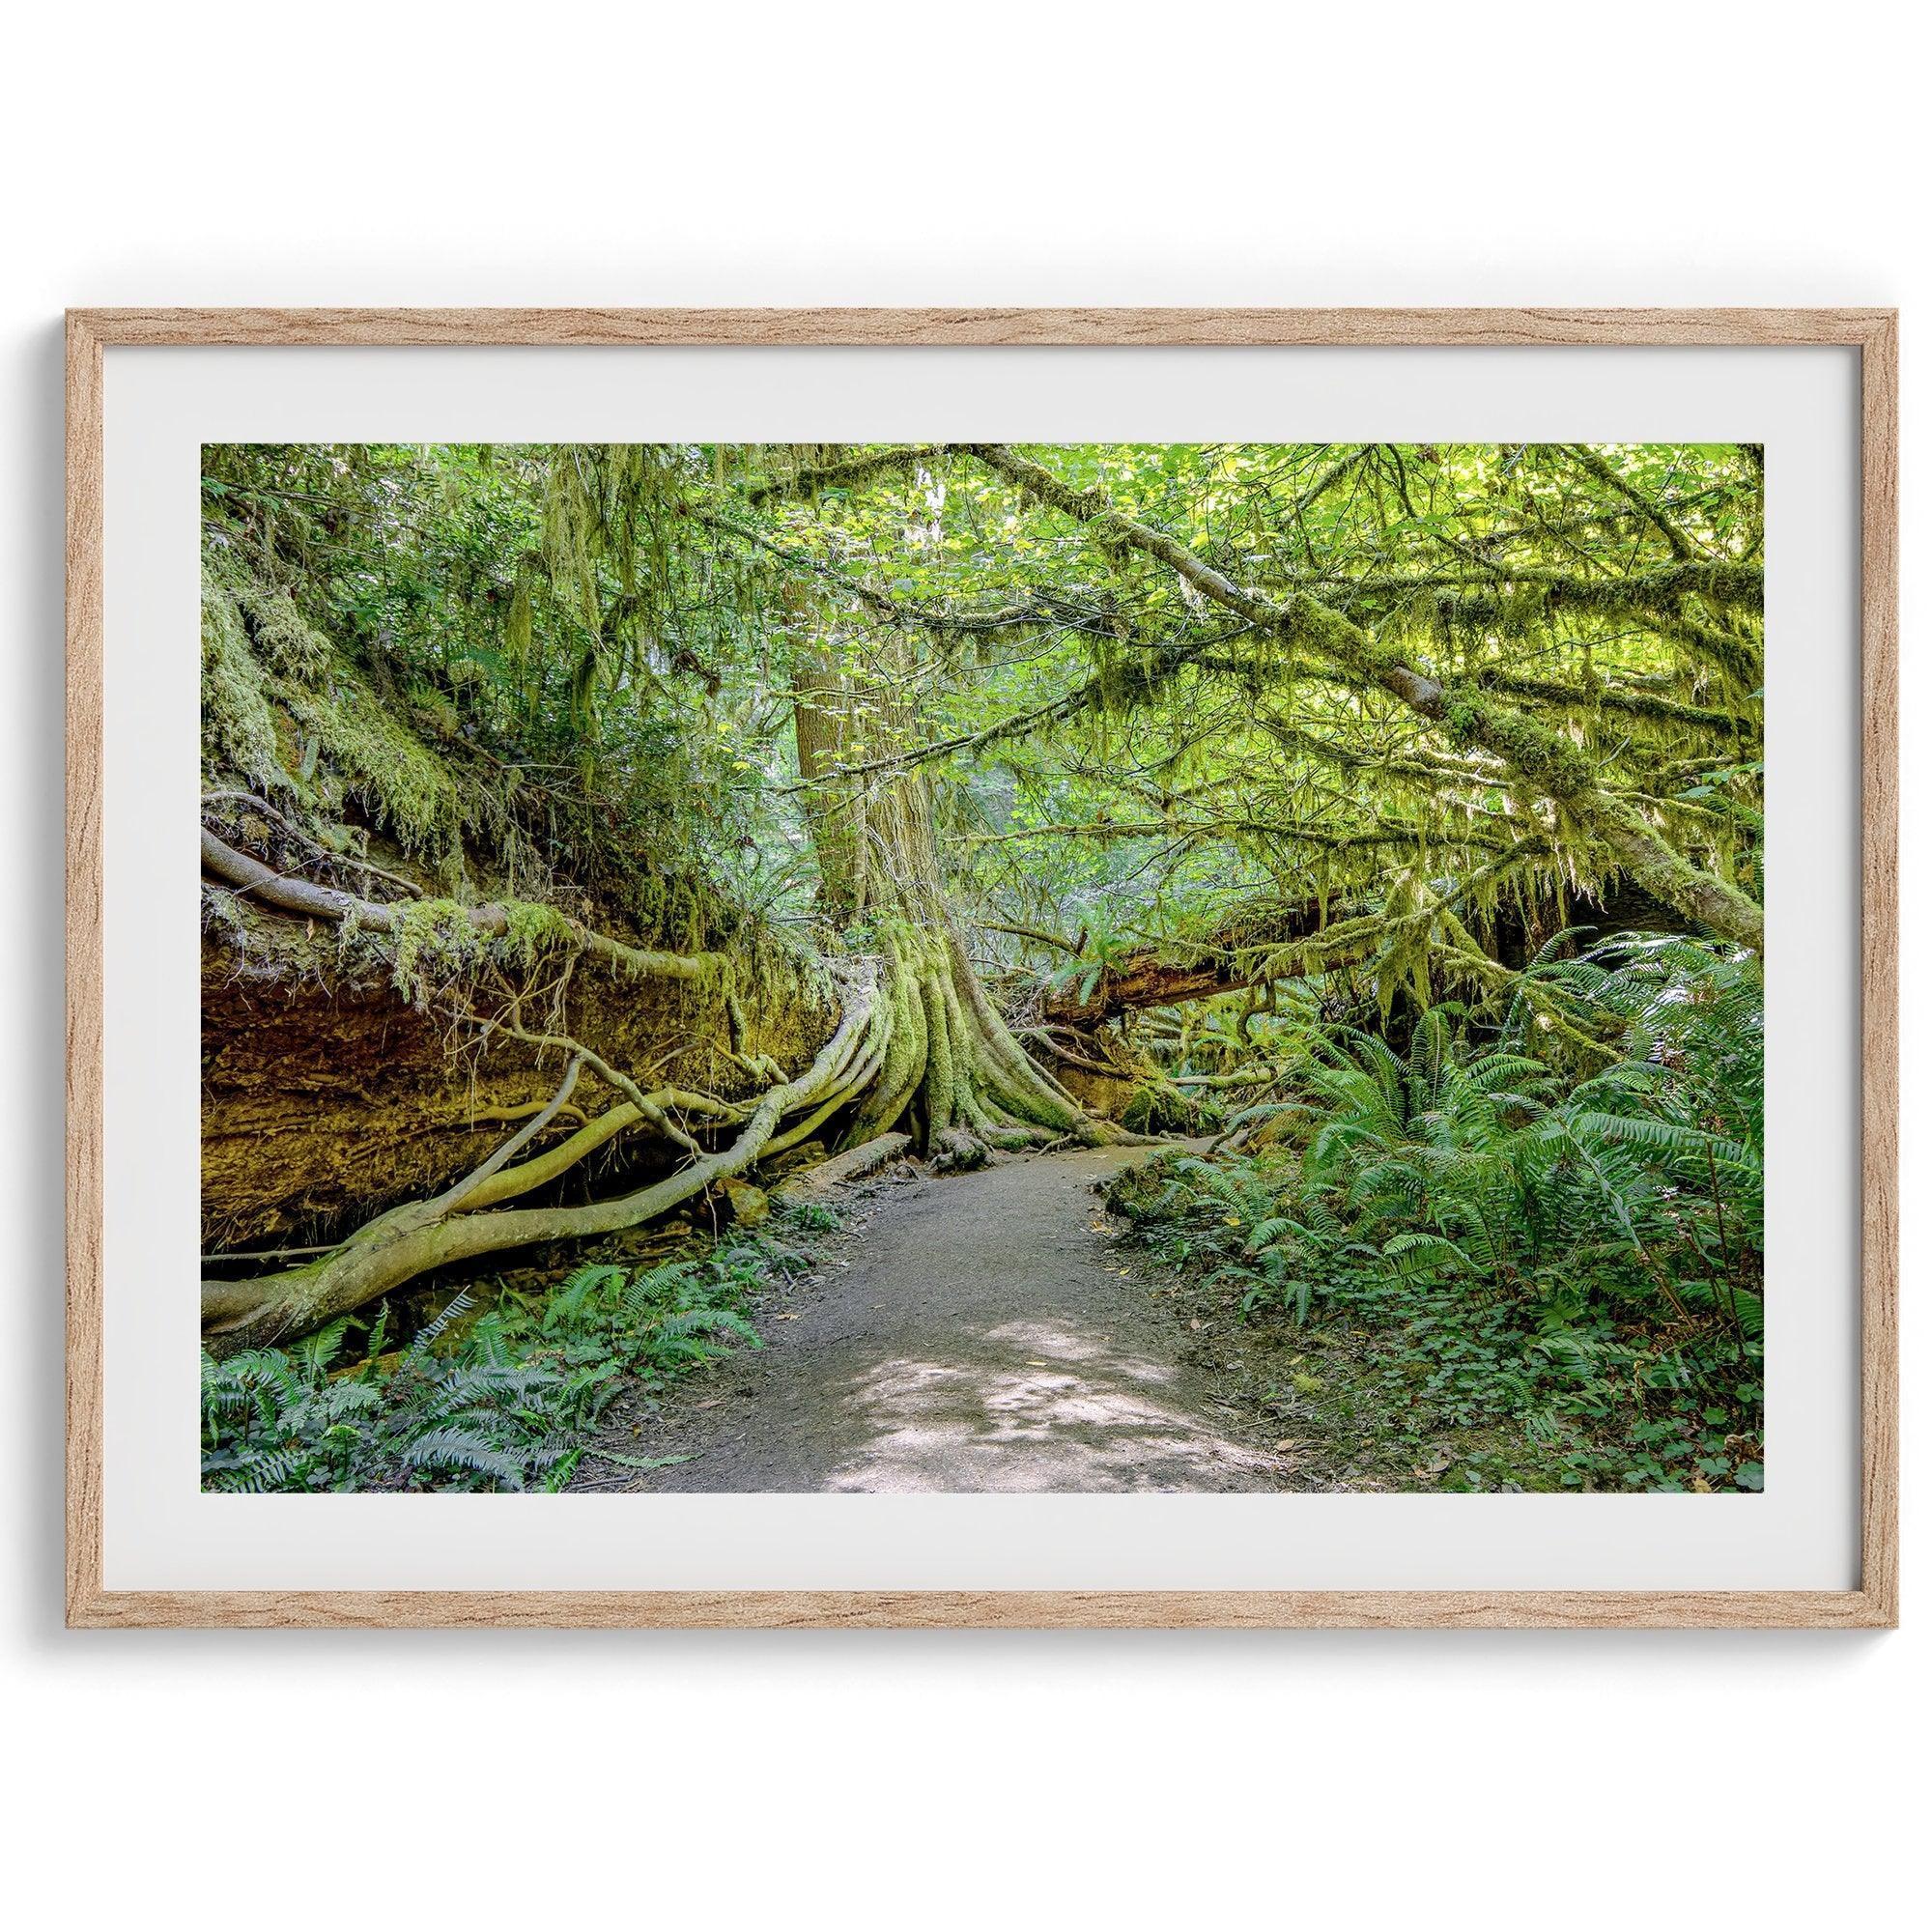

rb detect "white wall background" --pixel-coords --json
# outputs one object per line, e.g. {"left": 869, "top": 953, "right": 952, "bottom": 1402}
{"left": 2, "top": 4, "right": 1920, "bottom": 1925}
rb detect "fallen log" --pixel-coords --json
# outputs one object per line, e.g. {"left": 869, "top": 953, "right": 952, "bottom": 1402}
{"left": 203, "top": 961, "right": 884, "bottom": 1351}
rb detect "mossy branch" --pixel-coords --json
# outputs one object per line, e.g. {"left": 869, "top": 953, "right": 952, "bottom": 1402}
{"left": 959, "top": 444, "right": 1763, "bottom": 953}
{"left": 746, "top": 443, "right": 944, "bottom": 506}
{"left": 1563, "top": 445, "right": 1697, "bottom": 561}
{"left": 200, "top": 826, "right": 721, "bottom": 982}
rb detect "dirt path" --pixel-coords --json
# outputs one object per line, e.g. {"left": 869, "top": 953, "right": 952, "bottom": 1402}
{"left": 582, "top": 1145, "right": 1285, "bottom": 1493}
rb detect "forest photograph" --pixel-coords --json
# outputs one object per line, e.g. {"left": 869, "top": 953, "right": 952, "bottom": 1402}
{"left": 198, "top": 439, "right": 1765, "bottom": 1497}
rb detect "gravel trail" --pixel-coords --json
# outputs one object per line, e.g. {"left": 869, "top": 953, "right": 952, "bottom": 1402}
{"left": 583, "top": 1144, "right": 1283, "bottom": 1493}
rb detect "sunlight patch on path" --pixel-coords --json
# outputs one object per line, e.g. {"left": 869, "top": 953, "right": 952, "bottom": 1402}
{"left": 824, "top": 1316, "right": 1276, "bottom": 1493}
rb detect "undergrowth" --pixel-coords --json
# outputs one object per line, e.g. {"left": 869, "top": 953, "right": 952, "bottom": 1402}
{"left": 201, "top": 1208, "right": 834, "bottom": 1492}
{"left": 1108, "top": 936, "right": 1764, "bottom": 1492}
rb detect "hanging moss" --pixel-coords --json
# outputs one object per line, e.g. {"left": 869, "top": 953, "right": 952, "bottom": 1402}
{"left": 381, "top": 899, "right": 482, "bottom": 1008}
{"left": 200, "top": 562, "right": 286, "bottom": 791}
{"left": 355, "top": 894, "right": 583, "bottom": 1009}
{"left": 233, "top": 576, "right": 330, "bottom": 679}
{"left": 497, "top": 897, "right": 579, "bottom": 961}
{"left": 282, "top": 677, "right": 468, "bottom": 863}
{"left": 200, "top": 537, "right": 510, "bottom": 874}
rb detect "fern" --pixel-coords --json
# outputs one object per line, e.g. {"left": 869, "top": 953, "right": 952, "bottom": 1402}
{"left": 408, "top": 1288, "right": 475, "bottom": 1359}
{"left": 542, "top": 1263, "right": 626, "bottom": 1333}
{"left": 205, "top": 1218, "right": 784, "bottom": 1492}
{"left": 1104, "top": 930, "right": 1765, "bottom": 1487}
{"left": 1381, "top": 1231, "right": 1475, "bottom": 1277}
{"left": 398, "top": 1427, "right": 528, "bottom": 1489}
{"left": 653, "top": 1307, "right": 761, "bottom": 1349}
{"left": 583, "top": 1449, "right": 696, "bottom": 1472}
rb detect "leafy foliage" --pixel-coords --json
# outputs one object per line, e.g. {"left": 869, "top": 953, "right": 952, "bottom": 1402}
{"left": 201, "top": 440, "right": 1762, "bottom": 960}
{"left": 1108, "top": 940, "right": 1763, "bottom": 1492}
{"left": 201, "top": 1215, "right": 829, "bottom": 1493}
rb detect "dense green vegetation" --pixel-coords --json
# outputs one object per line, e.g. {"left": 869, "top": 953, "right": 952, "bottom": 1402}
{"left": 1108, "top": 938, "right": 1762, "bottom": 1490}
{"left": 202, "top": 1208, "right": 836, "bottom": 1492}
{"left": 198, "top": 440, "right": 1763, "bottom": 1492}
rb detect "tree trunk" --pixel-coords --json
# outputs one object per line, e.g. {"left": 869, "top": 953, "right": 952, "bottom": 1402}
{"left": 787, "top": 618, "right": 1104, "bottom": 1164}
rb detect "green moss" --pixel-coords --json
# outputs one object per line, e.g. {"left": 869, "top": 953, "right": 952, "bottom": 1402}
{"left": 1286, "top": 592, "right": 1420, "bottom": 688}
{"left": 1442, "top": 691, "right": 1597, "bottom": 798}
{"left": 200, "top": 563, "right": 286, "bottom": 790}
{"left": 232, "top": 574, "right": 330, "bottom": 679}
{"left": 384, "top": 898, "right": 482, "bottom": 1007}
{"left": 1121, "top": 1081, "right": 1204, "bottom": 1136}
{"left": 368, "top": 895, "right": 583, "bottom": 1007}
{"left": 497, "top": 897, "right": 578, "bottom": 963}
{"left": 285, "top": 678, "right": 467, "bottom": 864}
{"left": 200, "top": 539, "right": 503, "bottom": 877}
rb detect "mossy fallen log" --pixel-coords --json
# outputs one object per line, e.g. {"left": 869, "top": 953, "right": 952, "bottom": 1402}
{"left": 203, "top": 963, "right": 884, "bottom": 1351}
{"left": 200, "top": 896, "right": 838, "bottom": 1252}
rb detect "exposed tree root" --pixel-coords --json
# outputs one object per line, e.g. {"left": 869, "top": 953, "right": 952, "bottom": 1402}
{"left": 844, "top": 917, "right": 1118, "bottom": 1162}
{"left": 771, "top": 1131, "right": 915, "bottom": 1203}
{"left": 202, "top": 961, "right": 884, "bottom": 1351}
{"left": 199, "top": 900, "right": 1134, "bottom": 1349}
{"left": 466, "top": 1098, "right": 590, "bottom": 1129}
{"left": 484, "top": 1017, "right": 711, "bottom": 1153}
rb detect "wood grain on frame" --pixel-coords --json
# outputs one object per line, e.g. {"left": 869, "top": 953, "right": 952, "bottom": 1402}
{"left": 64, "top": 309, "right": 1901, "bottom": 1631}
{"left": 1858, "top": 314, "right": 1900, "bottom": 1628}
{"left": 58, "top": 307, "right": 1897, "bottom": 347}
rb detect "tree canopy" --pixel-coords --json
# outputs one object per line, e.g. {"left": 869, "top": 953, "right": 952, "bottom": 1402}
{"left": 203, "top": 437, "right": 1762, "bottom": 1000}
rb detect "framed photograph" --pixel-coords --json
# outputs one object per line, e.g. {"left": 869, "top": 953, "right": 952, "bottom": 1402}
{"left": 66, "top": 308, "right": 1896, "bottom": 1628}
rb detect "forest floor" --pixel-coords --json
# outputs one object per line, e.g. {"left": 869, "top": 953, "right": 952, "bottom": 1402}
{"left": 570, "top": 1143, "right": 1297, "bottom": 1493}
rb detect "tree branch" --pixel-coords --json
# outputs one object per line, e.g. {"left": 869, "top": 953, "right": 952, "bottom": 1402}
{"left": 746, "top": 444, "right": 944, "bottom": 506}
{"left": 200, "top": 826, "right": 721, "bottom": 981}
{"left": 957, "top": 444, "right": 1763, "bottom": 952}
{"left": 1564, "top": 444, "right": 1697, "bottom": 560}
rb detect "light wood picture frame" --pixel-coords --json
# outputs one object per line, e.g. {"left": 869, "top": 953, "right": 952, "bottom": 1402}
{"left": 65, "top": 307, "right": 1898, "bottom": 1630}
